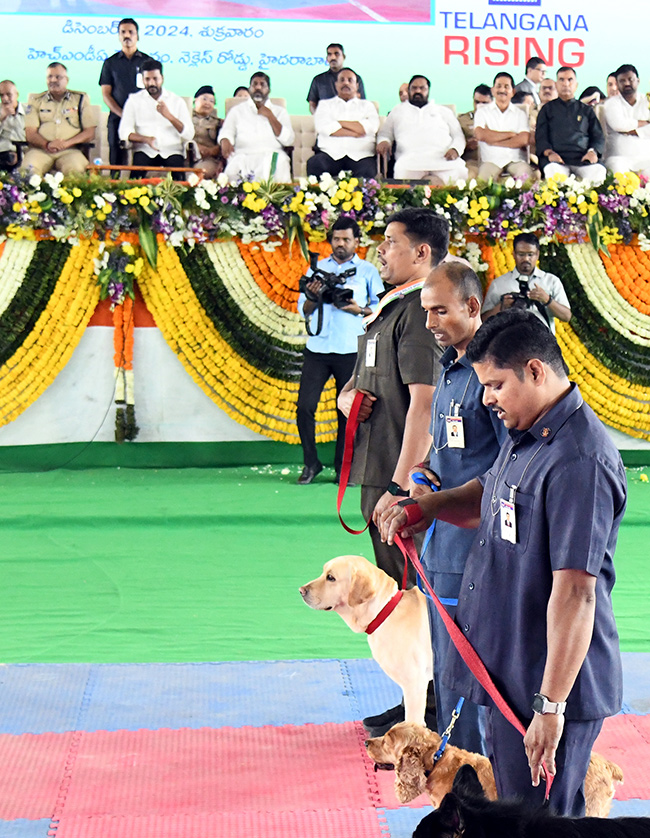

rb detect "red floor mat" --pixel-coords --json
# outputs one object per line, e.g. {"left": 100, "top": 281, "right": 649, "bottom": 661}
{"left": 0, "top": 731, "right": 76, "bottom": 819}
{"left": 53, "top": 810, "right": 387, "bottom": 838}
{"left": 0, "top": 723, "right": 387, "bottom": 819}
{"left": 595, "top": 714, "right": 650, "bottom": 799}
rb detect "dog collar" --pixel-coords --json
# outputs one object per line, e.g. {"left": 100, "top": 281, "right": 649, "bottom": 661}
{"left": 365, "top": 590, "right": 404, "bottom": 634}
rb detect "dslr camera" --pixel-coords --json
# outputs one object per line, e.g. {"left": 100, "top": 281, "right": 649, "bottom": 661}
{"left": 299, "top": 251, "right": 356, "bottom": 309}
{"left": 503, "top": 277, "right": 532, "bottom": 309}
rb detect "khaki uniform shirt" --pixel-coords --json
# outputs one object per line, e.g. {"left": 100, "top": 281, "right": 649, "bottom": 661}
{"left": 458, "top": 110, "right": 478, "bottom": 163}
{"left": 25, "top": 90, "right": 96, "bottom": 143}
{"left": 192, "top": 110, "right": 222, "bottom": 146}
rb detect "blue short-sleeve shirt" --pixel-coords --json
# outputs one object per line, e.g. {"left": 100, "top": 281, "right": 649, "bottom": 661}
{"left": 422, "top": 346, "right": 507, "bottom": 577}
{"left": 298, "top": 254, "right": 383, "bottom": 355}
{"left": 444, "top": 383, "right": 626, "bottom": 721}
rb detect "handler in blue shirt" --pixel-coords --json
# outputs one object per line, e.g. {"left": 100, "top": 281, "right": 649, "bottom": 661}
{"left": 380, "top": 310, "right": 626, "bottom": 817}
{"left": 296, "top": 216, "right": 383, "bottom": 485}
{"left": 412, "top": 261, "right": 506, "bottom": 754}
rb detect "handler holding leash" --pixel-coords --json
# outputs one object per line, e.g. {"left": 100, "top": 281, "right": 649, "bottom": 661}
{"left": 380, "top": 309, "right": 626, "bottom": 817}
{"left": 413, "top": 261, "right": 507, "bottom": 756}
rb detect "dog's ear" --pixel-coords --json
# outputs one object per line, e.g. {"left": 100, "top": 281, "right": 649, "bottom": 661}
{"left": 395, "top": 743, "right": 428, "bottom": 803}
{"left": 436, "top": 792, "right": 465, "bottom": 835}
{"left": 348, "top": 566, "right": 376, "bottom": 607}
{"left": 452, "top": 764, "right": 485, "bottom": 800}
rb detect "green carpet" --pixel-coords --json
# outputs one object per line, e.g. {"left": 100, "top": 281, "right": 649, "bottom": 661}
{"left": 1, "top": 465, "right": 648, "bottom": 663}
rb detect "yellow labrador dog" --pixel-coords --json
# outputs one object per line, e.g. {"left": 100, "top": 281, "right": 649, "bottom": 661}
{"left": 300, "top": 555, "right": 433, "bottom": 726}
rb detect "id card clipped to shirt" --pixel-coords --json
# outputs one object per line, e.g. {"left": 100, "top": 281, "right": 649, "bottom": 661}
{"left": 500, "top": 485, "right": 517, "bottom": 543}
{"left": 445, "top": 402, "right": 465, "bottom": 448}
{"left": 365, "top": 337, "right": 377, "bottom": 368}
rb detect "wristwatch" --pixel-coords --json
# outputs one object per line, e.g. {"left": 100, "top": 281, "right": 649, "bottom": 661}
{"left": 532, "top": 692, "right": 566, "bottom": 715}
{"left": 387, "top": 480, "right": 409, "bottom": 497}
{"left": 543, "top": 294, "right": 554, "bottom": 307}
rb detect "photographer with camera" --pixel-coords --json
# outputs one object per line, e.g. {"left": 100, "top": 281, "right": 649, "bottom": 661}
{"left": 482, "top": 233, "right": 571, "bottom": 334}
{"left": 296, "top": 217, "right": 383, "bottom": 485}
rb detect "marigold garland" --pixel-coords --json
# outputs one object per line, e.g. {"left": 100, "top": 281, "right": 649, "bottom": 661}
{"left": 137, "top": 242, "right": 338, "bottom": 443}
{"left": 600, "top": 244, "right": 650, "bottom": 315}
{"left": 0, "top": 238, "right": 100, "bottom": 426}
{"left": 557, "top": 321, "right": 650, "bottom": 440}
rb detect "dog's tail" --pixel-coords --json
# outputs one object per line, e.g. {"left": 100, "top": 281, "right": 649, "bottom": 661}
{"left": 609, "top": 760, "right": 624, "bottom": 784}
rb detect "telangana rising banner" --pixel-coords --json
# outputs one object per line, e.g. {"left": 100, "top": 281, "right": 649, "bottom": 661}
{"left": 0, "top": 0, "right": 644, "bottom": 116}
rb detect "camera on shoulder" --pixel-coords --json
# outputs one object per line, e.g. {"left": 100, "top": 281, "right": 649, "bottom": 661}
{"left": 299, "top": 251, "right": 357, "bottom": 336}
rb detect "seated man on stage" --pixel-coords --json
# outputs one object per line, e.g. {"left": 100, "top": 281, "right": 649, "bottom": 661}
{"left": 22, "top": 63, "right": 96, "bottom": 176}
{"left": 604, "top": 64, "right": 650, "bottom": 178}
{"left": 474, "top": 72, "right": 533, "bottom": 182}
{"left": 0, "top": 80, "right": 25, "bottom": 170}
{"left": 535, "top": 66, "right": 606, "bottom": 185}
{"left": 308, "top": 68, "right": 378, "bottom": 180}
{"left": 119, "top": 59, "right": 193, "bottom": 180}
{"left": 376, "top": 74, "right": 467, "bottom": 183}
{"left": 192, "top": 85, "right": 224, "bottom": 178}
{"left": 218, "top": 72, "right": 294, "bottom": 182}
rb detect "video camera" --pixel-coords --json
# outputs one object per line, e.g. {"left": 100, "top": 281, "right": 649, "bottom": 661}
{"left": 299, "top": 251, "right": 356, "bottom": 309}
{"left": 299, "top": 251, "right": 357, "bottom": 336}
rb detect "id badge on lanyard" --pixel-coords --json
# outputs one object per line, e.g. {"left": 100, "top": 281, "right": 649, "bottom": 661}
{"left": 445, "top": 401, "right": 465, "bottom": 448}
{"left": 366, "top": 337, "right": 377, "bottom": 368}
{"left": 500, "top": 485, "right": 517, "bottom": 543}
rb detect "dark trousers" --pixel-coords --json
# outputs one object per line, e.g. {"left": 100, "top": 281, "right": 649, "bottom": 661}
{"left": 361, "top": 484, "right": 418, "bottom": 588}
{"left": 107, "top": 113, "right": 127, "bottom": 167}
{"left": 296, "top": 348, "right": 356, "bottom": 474}
{"left": 132, "top": 151, "right": 186, "bottom": 180}
{"left": 486, "top": 706, "right": 603, "bottom": 816}
{"left": 426, "top": 572, "right": 487, "bottom": 754}
{"left": 307, "top": 152, "right": 377, "bottom": 179}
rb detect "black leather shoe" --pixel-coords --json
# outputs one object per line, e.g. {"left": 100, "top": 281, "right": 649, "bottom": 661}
{"left": 363, "top": 702, "right": 405, "bottom": 731}
{"left": 297, "top": 463, "right": 323, "bottom": 485}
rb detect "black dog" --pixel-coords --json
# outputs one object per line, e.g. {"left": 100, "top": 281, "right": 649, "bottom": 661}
{"left": 413, "top": 764, "right": 650, "bottom": 838}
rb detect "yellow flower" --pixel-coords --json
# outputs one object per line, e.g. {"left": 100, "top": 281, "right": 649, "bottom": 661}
{"left": 640, "top": 473, "right": 649, "bottom": 483}
{"left": 72, "top": 187, "right": 82, "bottom": 197}
{"left": 242, "top": 182, "right": 254, "bottom": 193}
{"left": 123, "top": 243, "right": 135, "bottom": 256}
{"left": 125, "top": 264, "right": 135, "bottom": 273}
{"left": 139, "top": 196, "right": 150, "bottom": 207}
{"left": 85, "top": 209, "right": 93, "bottom": 217}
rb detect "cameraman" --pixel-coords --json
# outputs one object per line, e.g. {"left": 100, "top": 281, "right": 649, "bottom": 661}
{"left": 482, "top": 232, "right": 571, "bottom": 333}
{"left": 296, "top": 217, "right": 384, "bottom": 485}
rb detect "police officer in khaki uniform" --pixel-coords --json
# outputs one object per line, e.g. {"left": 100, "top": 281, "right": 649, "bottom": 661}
{"left": 22, "top": 62, "right": 97, "bottom": 176}
{"left": 192, "top": 85, "right": 224, "bottom": 178}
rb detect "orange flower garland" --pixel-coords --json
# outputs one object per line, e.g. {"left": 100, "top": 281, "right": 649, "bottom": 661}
{"left": 600, "top": 244, "right": 650, "bottom": 315}
{"left": 236, "top": 240, "right": 369, "bottom": 312}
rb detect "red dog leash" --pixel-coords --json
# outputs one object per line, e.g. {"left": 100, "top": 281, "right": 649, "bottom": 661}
{"left": 337, "top": 391, "right": 553, "bottom": 798}
{"left": 394, "top": 516, "right": 554, "bottom": 801}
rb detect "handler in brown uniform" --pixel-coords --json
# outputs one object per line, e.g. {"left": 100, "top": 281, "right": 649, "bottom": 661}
{"left": 22, "top": 62, "right": 97, "bottom": 176}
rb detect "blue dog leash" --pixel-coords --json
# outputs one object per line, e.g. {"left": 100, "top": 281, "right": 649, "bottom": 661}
{"left": 410, "top": 474, "right": 458, "bottom": 608}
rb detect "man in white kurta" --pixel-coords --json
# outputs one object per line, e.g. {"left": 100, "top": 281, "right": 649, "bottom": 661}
{"left": 474, "top": 72, "right": 533, "bottom": 182}
{"left": 604, "top": 64, "right": 650, "bottom": 178}
{"left": 218, "top": 72, "right": 294, "bottom": 182}
{"left": 308, "top": 68, "right": 378, "bottom": 179}
{"left": 376, "top": 74, "right": 467, "bottom": 183}
{"left": 119, "top": 59, "right": 194, "bottom": 179}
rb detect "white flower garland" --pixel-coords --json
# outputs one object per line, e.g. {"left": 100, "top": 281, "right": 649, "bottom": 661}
{"left": 204, "top": 242, "right": 307, "bottom": 344}
{"left": 0, "top": 240, "right": 38, "bottom": 318}
{"left": 567, "top": 244, "right": 650, "bottom": 344}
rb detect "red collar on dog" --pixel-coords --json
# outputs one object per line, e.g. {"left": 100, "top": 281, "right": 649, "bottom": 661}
{"left": 365, "top": 590, "right": 404, "bottom": 634}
